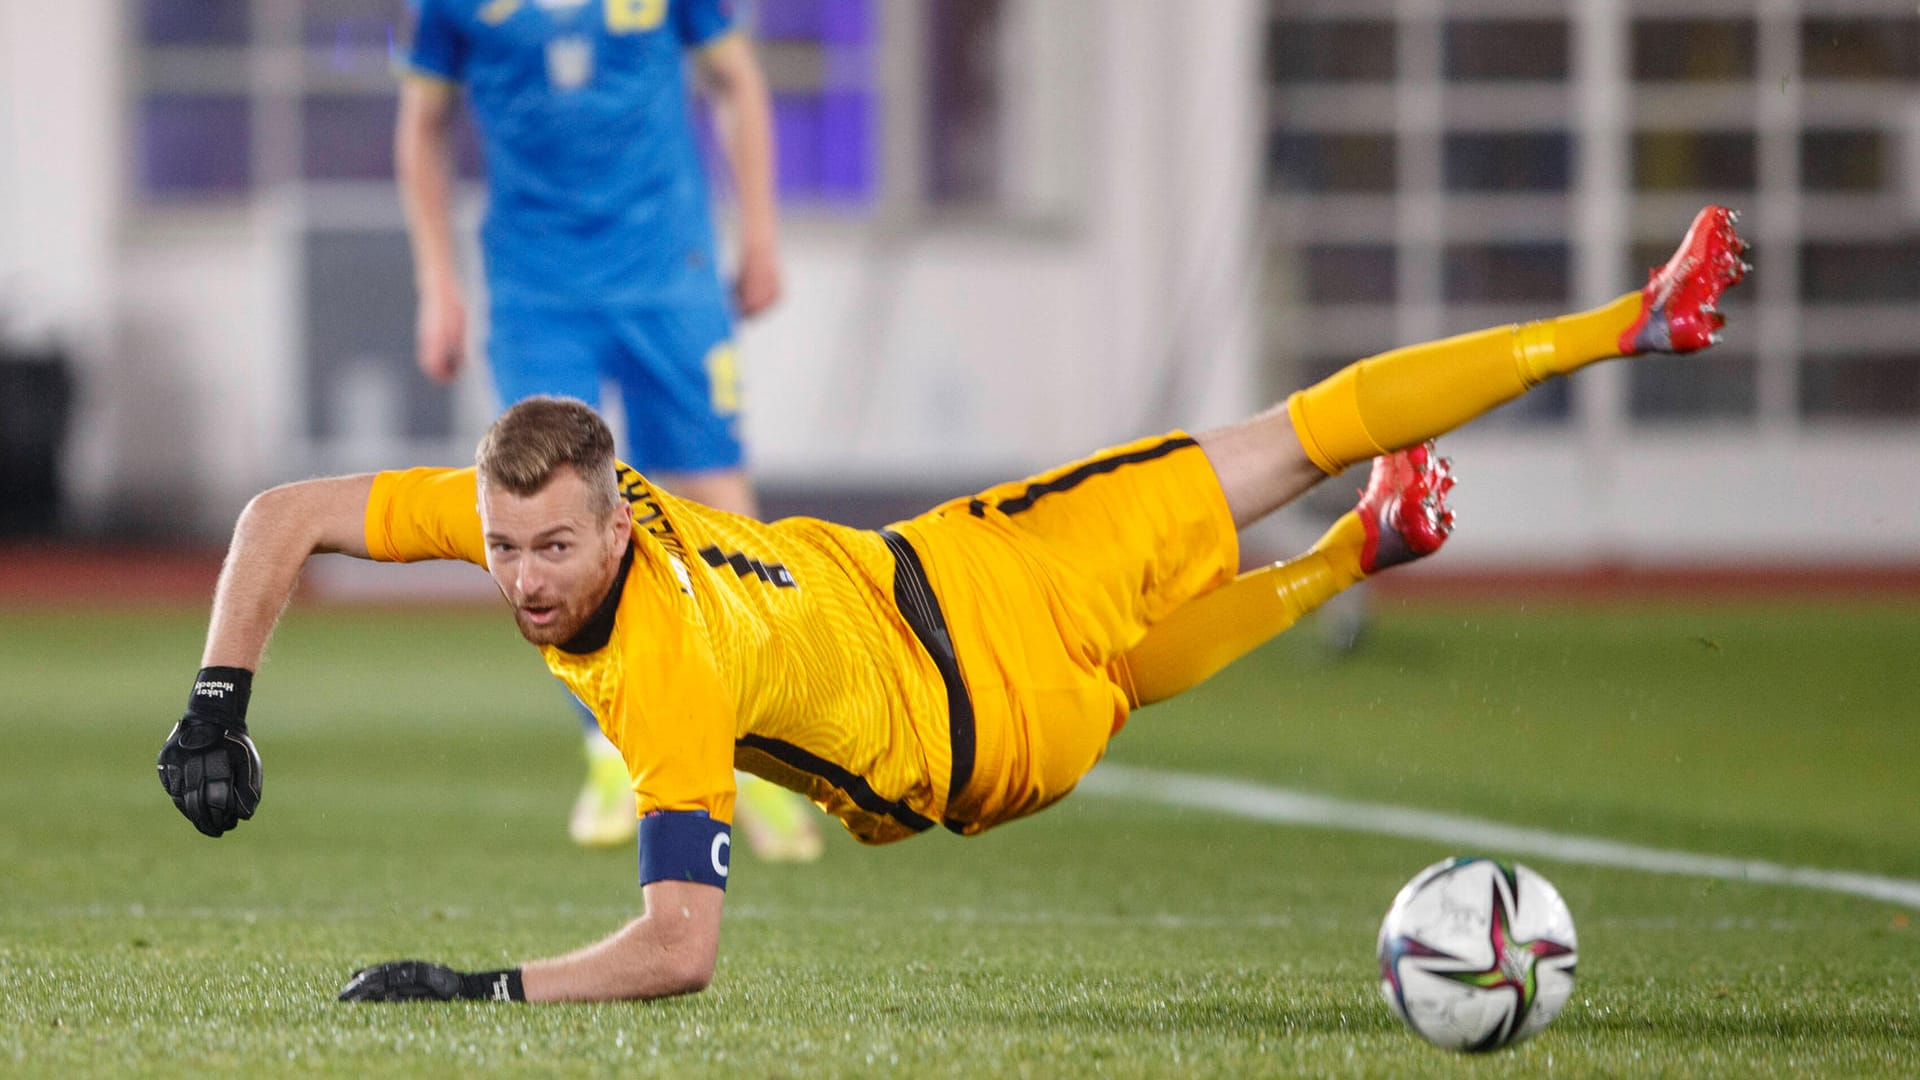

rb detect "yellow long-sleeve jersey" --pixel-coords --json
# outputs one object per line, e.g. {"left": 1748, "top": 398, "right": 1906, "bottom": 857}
{"left": 362, "top": 433, "right": 1241, "bottom": 853}
{"left": 364, "top": 463, "right": 960, "bottom": 844}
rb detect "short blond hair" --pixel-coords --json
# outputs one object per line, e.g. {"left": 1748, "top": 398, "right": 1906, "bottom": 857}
{"left": 475, "top": 396, "right": 621, "bottom": 521}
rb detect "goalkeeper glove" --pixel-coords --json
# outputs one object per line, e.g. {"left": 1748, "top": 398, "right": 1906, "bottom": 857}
{"left": 338, "top": 961, "right": 525, "bottom": 1002}
{"left": 156, "top": 666, "right": 263, "bottom": 838}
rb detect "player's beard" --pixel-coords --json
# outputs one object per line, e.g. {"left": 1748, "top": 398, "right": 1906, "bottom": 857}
{"left": 509, "top": 548, "right": 621, "bottom": 647}
{"left": 510, "top": 590, "right": 598, "bottom": 647}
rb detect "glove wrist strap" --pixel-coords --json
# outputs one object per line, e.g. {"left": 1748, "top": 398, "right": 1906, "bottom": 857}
{"left": 186, "top": 666, "right": 253, "bottom": 729}
{"left": 462, "top": 968, "right": 526, "bottom": 1002}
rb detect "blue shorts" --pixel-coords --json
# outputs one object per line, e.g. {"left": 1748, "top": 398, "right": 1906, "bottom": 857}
{"left": 488, "top": 300, "right": 745, "bottom": 473}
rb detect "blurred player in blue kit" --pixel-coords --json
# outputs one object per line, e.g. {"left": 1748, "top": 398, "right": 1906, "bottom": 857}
{"left": 394, "top": 0, "right": 819, "bottom": 857}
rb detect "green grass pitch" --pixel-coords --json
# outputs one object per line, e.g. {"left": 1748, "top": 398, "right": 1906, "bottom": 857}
{"left": 2, "top": 599, "right": 1916, "bottom": 1077}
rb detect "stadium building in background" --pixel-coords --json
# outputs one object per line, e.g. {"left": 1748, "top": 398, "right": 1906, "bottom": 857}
{"left": 0, "top": 0, "right": 1914, "bottom": 569}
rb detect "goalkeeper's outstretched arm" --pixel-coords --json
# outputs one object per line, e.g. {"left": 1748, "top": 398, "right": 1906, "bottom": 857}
{"left": 340, "top": 879, "right": 724, "bottom": 1003}
{"left": 157, "top": 474, "right": 377, "bottom": 839}
{"left": 201, "top": 474, "right": 377, "bottom": 671}
{"left": 519, "top": 879, "right": 723, "bottom": 1001}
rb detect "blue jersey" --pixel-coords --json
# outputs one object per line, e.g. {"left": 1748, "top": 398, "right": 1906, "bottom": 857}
{"left": 408, "top": 0, "right": 735, "bottom": 309}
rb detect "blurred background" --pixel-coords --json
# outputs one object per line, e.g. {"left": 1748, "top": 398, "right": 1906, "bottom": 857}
{"left": 1, "top": 0, "right": 1917, "bottom": 577}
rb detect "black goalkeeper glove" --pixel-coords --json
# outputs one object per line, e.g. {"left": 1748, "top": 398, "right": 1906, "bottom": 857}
{"left": 338, "top": 961, "right": 525, "bottom": 1003}
{"left": 156, "top": 666, "right": 263, "bottom": 838}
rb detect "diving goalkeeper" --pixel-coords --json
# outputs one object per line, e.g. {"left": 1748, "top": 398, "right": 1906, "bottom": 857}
{"left": 155, "top": 208, "right": 1748, "bottom": 1003}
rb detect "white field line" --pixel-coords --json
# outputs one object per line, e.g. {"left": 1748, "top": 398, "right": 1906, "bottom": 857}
{"left": 1078, "top": 764, "right": 1920, "bottom": 910}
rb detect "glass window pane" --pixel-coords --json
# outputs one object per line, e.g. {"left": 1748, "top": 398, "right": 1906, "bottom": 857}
{"left": 1626, "top": 240, "right": 1679, "bottom": 283}
{"left": 1443, "top": 243, "right": 1569, "bottom": 304}
{"left": 1802, "top": 355, "right": 1920, "bottom": 419}
{"left": 1632, "top": 19, "right": 1755, "bottom": 80}
{"left": 303, "top": 0, "right": 407, "bottom": 50}
{"left": 771, "top": 91, "right": 875, "bottom": 205}
{"left": 759, "top": 0, "right": 827, "bottom": 40}
{"left": 1268, "top": 20, "right": 1397, "bottom": 83}
{"left": 816, "top": 91, "right": 875, "bottom": 202}
{"left": 755, "top": 0, "right": 872, "bottom": 205}
{"left": 1802, "top": 240, "right": 1920, "bottom": 302}
{"left": 304, "top": 231, "right": 453, "bottom": 441}
{"left": 138, "top": 95, "right": 251, "bottom": 197}
{"left": 760, "top": 0, "right": 871, "bottom": 44}
{"left": 304, "top": 96, "right": 398, "bottom": 181}
{"left": 1802, "top": 18, "right": 1920, "bottom": 80}
{"left": 1630, "top": 350, "right": 1757, "bottom": 420}
{"left": 1443, "top": 20, "right": 1569, "bottom": 81}
{"left": 771, "top": 95, "right": 822, "bottom": 196}
{"left": 1489, "top": 379, "right": 1570, "bottom": 424}
{"left": 1801, "top": 130, "right": 1887, "bottom": 192}
{"left": 1302, "top": 246, "right": 1396, "bottom": 304}
{"left": 1633, "top": 131, "right": 1757, "bottom": 191}
{"left": 820, "top": 0, "right": 872, "bottom": 47}
{"left": 141, "top": 0, "right": 250, "bottom": 46}
{"left": 1268, "top": 132, "right": 1395, "bottom": 193}
{"left": 1445, "top": 132, "right": 1571, "bottom": 192}
{"left": 924, "top": 0, "right": 1002, "bottom": 204}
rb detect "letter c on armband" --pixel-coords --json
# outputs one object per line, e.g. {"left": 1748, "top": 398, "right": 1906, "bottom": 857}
{"left": 636, "top": 810, "right": 731, "bottom": 890}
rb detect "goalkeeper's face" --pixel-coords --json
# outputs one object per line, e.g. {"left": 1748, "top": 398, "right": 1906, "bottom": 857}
{"left": 478, "top": 466, "right": 631, "bottom": 647}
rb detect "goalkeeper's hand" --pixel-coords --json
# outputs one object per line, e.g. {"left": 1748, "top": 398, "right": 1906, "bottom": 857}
{"left": 156, "top": 667, "right": 262, "bottom": 837}
{"left": 339, "top": 961, "right": 525, "bottom": 1002}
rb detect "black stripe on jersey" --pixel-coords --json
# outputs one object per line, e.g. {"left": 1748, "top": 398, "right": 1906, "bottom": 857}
{"left": 879, "top": 529, "right": 975, "bottom": 835}
{"left": 736, "top": 734, "right": 936, "bottom": 833}
{"left": 968, "top": 436, "right": 1198, "bottom": 518}
{"left": 698, "top": 545, "right": 797, "bottom": 589}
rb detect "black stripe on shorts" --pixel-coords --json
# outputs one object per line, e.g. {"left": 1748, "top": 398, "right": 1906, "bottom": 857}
{"left": 879, "top": 528, "right": 976, "bottom": 835}
{"left": 735, "top": 734, "right": 937, "bottom": 834}
{"left": 968, "top": 435, "right": 1198, "bottom": 518}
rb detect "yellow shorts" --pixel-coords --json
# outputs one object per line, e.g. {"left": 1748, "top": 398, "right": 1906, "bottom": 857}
{"left": 889, "top": 432, "right": 1239, "bottom": 834}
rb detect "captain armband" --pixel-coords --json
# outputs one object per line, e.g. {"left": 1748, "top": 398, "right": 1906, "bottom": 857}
{"left": 637, "top": 810, "right": 731, "bottom": 890}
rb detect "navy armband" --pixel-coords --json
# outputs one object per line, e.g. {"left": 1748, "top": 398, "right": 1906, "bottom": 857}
{"left": 637, "top": 810, "right": 730, "bottom": 889}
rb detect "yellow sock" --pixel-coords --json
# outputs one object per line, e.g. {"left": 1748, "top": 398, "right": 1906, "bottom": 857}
{"left": 1285, "top": 292, "right": 1644, "bottom": 475}
{"left": 1114, "top": 511, "right": 1368, "bottom": 707}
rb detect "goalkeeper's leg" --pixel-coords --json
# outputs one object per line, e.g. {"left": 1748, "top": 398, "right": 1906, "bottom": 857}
{"left": 1112, "top": 442, "right": 1453, "bottom": 707}
{"left": 1202, "top": 205, "right": 1748, "bottom": 528}
{"left": 1119, "top": 208, "right": 1748, "bottom": 705}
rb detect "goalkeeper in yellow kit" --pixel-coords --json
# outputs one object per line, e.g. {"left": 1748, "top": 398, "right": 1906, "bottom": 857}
{"left": 156, "top": 208, "right": 1748, "bottom": 1003}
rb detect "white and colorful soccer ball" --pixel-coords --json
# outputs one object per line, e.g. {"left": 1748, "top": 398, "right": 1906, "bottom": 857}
{"left": 1377, "top": 857, "right": 1578, "bottom": 1052}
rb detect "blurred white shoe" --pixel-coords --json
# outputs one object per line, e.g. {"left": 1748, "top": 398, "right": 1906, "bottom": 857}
{"left": 568, "top": 739, "right": 637, "bottom": 848}
{"left": 735, "top": 773, "right": 824, "bottom": 863}
{"left": 568, "top": 740, "right": 823, "bottom": 860}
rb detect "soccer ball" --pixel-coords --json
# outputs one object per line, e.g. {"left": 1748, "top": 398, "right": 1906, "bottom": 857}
{"left": 1376, "top": 857, "right": 1578, "bottom": 1052}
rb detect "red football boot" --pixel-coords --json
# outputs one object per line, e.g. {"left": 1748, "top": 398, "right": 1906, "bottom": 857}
{"left": 1357, "top": 441, "right": 1455, "bottom": 575}
{"left": 1619, "top": 205, "right": 1752, "bottom": 355}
